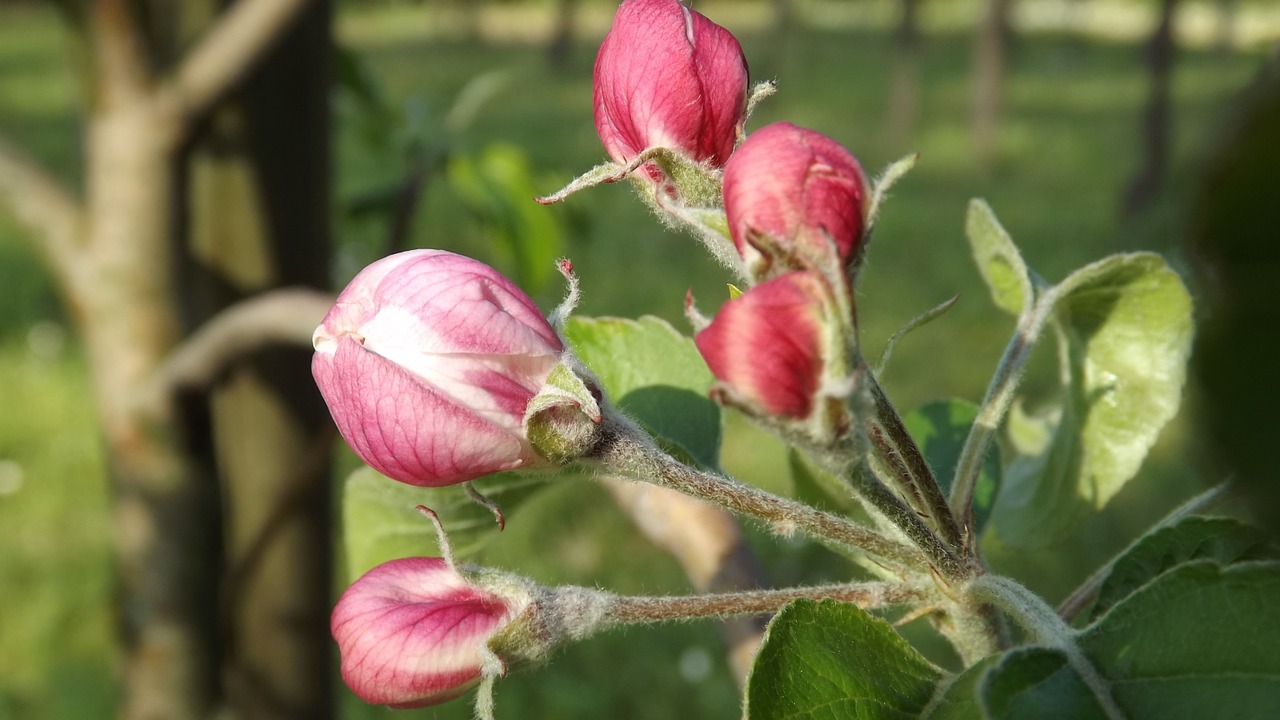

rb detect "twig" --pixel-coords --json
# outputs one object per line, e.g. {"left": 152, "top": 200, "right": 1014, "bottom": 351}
{"left": 602, "top": 477, "right": 768, "bottom": 684}
{"left": 591, "top": 415, "right": 930, "bottom": 576}
{"left": 0, "top": 134, "right": 85, "bottom": 293}
{"left": 150, "top": 287, "right": 334, "bottom": 399}
{"left": 165, "top": 0, "right": 316, "bottom": 122}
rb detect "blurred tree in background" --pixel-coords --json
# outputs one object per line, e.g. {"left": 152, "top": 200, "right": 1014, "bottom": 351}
{"left": 0, "top": 1, "right": 334, "bottom": 717}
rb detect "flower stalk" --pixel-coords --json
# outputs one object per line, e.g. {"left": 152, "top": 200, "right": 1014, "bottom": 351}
{"left": 603, "top": 581, "right": 929, "bottom": 625}
{"left": 949, "top": 281, "right": 1056, "bottom": 533}
{"left": 589, "top": 414, "right": 930, "bottom": 576}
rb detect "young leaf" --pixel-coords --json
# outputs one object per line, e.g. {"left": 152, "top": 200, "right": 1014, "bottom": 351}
{"left": 980, "top": 647, "right": 1108, "bottom": 720}
{"left": 745, "top": 599, "right": 941, "bottom": 720}
{"left": 342, "top": 466, "right": 550, "bottom": 578}
{"left": 992, "top": 253, "right": 1193, "bottom": 548}
{"left": 903, "top": 399, "right": 1001, "bottom": 532}
{"left": 566, "top": 316, "right": 722, "bottom": 470}
{"left": 1091, "top": 516, "right": 1276, "bottom": 620}
{"left": 1080, "top": 560, "right": 1280, "bottom": 719}
{"left": 965, "top": 199, "right": 1032, "bottom": 317}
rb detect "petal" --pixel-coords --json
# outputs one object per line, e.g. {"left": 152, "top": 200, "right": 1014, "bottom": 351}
{"left": 332, "top": 558, "right": 521, "bottom": 708}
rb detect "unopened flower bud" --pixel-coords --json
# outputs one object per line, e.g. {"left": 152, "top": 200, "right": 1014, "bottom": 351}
{"left": 723, "top": 122, "right": 869, "bottom": 278}
{"left": 331, "top": 557, "right": 531, "bottom": 708}
{"left": 593, "top": 0, "right": 748, "bottom": 177}
{"left": 312, "top": 250, "right": 565, "bottom": 486}
{"left": 333, "top": 557, "right": 613, "bottom": 710}
{"left": 695, "top": 271, "right": 835, "bottom": 420}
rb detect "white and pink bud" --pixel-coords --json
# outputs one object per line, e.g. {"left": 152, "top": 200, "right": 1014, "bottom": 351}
{"left": 331, "top": 557, "right": 530, "bottom": 708}
{"left": 695, "top": 271, "right": 837, "bottom": 420}
{"left": 723, "top": 122, "right": 869, "bottom": 279}
{"left": 312, "top": 250, "right": 565, "bottom": 487}
{"left": 333, "top": 556, "right": 614, "bottom": 710}
{"left": 593, "top": 0, "right": 748, "bottom": 177}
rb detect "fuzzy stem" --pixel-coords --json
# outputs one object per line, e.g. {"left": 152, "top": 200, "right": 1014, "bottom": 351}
{"left": 950, "top": 287, "right": 1056, "bottom": 533}
{"left": 866, "top": 375, "right": 965, "bottom": 551}
{"left": 1056, "top": 479, "right": 1236, "bottom": 621}
{"left": 967, "top": 575, "right": 1124, "bottom": 720}
{"left": 590, "top": 416, "right": 929, "bottom": 575}
{"left": 838, "top": 455, "right": 969, "bottom": 584}
{"left": 605, "top": 581, "right": 928, "bottom": 625}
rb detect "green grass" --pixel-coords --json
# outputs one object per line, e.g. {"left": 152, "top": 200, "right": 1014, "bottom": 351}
{"left": 0, "top": 0, "right": 1270, "bottom": 717}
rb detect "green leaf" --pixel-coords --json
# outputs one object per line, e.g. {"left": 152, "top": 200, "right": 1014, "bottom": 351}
{"left": 342, "top": 466, "right": 550, "bottom": 578}
{"left": 566, "top": 316, "right": 721, "bottom": 470}
{"left": 920, "top": 657, "right": 997, "bottom": 720}
{"left": 903, "top": 399, "right": 1001, "bottom": 532}
{"left": 1091, "top": 516, "right": 1276, "bottom": 620}
{"left": 447, "top": 143, "right": 564, "bottom": 292}
{"left": 745, "top": 599, "right": 941, "bottom": 720}
{"left": 965, "top": 200, "right": 1031, "bottom": 317}
{"left": 980, "top": 647, "right": 1107, "bottom": 720}
{"left": 992, "top": 253, "right": 1193, "bottom": 548}
{"left": 1081, "top": 560, "right": 1280, "bottom": 719}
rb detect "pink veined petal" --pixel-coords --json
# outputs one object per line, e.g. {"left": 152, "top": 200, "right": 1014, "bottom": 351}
{"left": 724, "top": 122, "right": 867, "bottom": 265}
{"left": 332, "top": 557, "right": 524, "bottom": 708}
{"left": 695, "top": 272, "right": 828, "bottom": 419}
{"left": 593, "top": 0, "right": 746, "bottom": 167}
{"left": 314, "top": 336, "right": 533, "bottom": 486}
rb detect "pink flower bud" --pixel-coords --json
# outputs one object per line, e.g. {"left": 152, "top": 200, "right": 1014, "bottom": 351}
{"left": 695, "top": 271, "right": 832, "bottom": 419}
{"left": 312, "top": 250, "right": 564, "bottom": 486}
{"left": 593, "top": 0, "right": 748, "bottom": 171}
{"left": 332, "top": 557, "right": 528, "bottom": 708}
{"left": 723, "top": 122, "right": 869, "bottom": 273}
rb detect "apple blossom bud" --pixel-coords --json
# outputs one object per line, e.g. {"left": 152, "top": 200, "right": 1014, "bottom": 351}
{"left": 723, "top": 122, "right": 869, "bottom": 277}
{"left": 695, "top": 271, "right": 833, "bottom": 420}
{"left": 312, "top": 250, "right": 564, "bottom": 487}
{"left": 593, "top": 0, "right": 748, "bottom": 173}
{"left": 332, "top": 557, "right": 531, "bottom": 708}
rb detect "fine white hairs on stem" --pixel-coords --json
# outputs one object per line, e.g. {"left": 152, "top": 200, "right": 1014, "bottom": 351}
{"left": 464, "top": 482, "right": 506, "bottom": 531}
{"left": 415, "top": 505, "right": 457, "bottom": 571}
{"left": 548, "top": 258, "right": 581, "bottom": 331}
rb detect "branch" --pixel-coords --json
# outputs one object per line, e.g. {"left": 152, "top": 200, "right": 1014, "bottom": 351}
{"left": 0, "top": 134, "right": 85, "bottom": 292}
{"left": 149, "top": 287, "right": 333, "bottom": 400}
{"left": 602, "top": 477, "right": 769, "bottom": 686}
{"left": 163, "top": 0, "right": 315, "bottom": 122}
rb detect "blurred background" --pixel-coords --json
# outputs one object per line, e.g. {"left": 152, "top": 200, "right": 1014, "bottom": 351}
{"left": 0, "top": 0, "right": 1277, "bottom": 718}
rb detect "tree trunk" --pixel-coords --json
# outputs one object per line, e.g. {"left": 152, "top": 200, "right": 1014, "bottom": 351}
{"left": 1123, "top": 0, "right": 1177, "bottom": 215}
{"left": 971, "top": 0, "right": 1013, "bottom": 167}
{"left": 29, "top": 1, "right": 330, "bottom": 717}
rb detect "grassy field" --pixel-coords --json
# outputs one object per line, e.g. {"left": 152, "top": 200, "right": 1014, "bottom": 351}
{"left": 0, "top": 0, "right": 1272, "bottom": 717}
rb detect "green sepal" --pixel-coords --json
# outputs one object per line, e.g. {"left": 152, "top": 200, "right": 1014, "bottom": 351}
{"left": 524, "top": 362, "right": 603, "bottom": 463}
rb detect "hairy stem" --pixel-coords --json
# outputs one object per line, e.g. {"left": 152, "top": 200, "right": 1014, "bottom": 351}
{"left": 841, "top": 455, "right": 969, "bottom": 583}
{"left": 590, "top": 416, "right": 929, "bottom": 576}
{"left": 605, "top": 581, "right": 928, "bottom": 625}
{"left": 950, "top": 287, "right": 1056, "bottom": 535}
{"left": 967, "top": 575, "right": 1124, "bottom": 720}
{"left": 866, "top": 374, "right": 965, "bottom": 551}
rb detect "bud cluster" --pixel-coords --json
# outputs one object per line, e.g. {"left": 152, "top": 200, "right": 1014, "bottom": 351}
{"left": 588, "top": 0, "right": 872, "bottom": 440}
{"left": 311, "top": 0, "right": 905, "bottom": 714}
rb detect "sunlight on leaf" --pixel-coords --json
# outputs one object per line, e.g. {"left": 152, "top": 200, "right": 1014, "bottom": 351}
{"left": 566, "top": 316, "right": 722, "bottom": 470}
